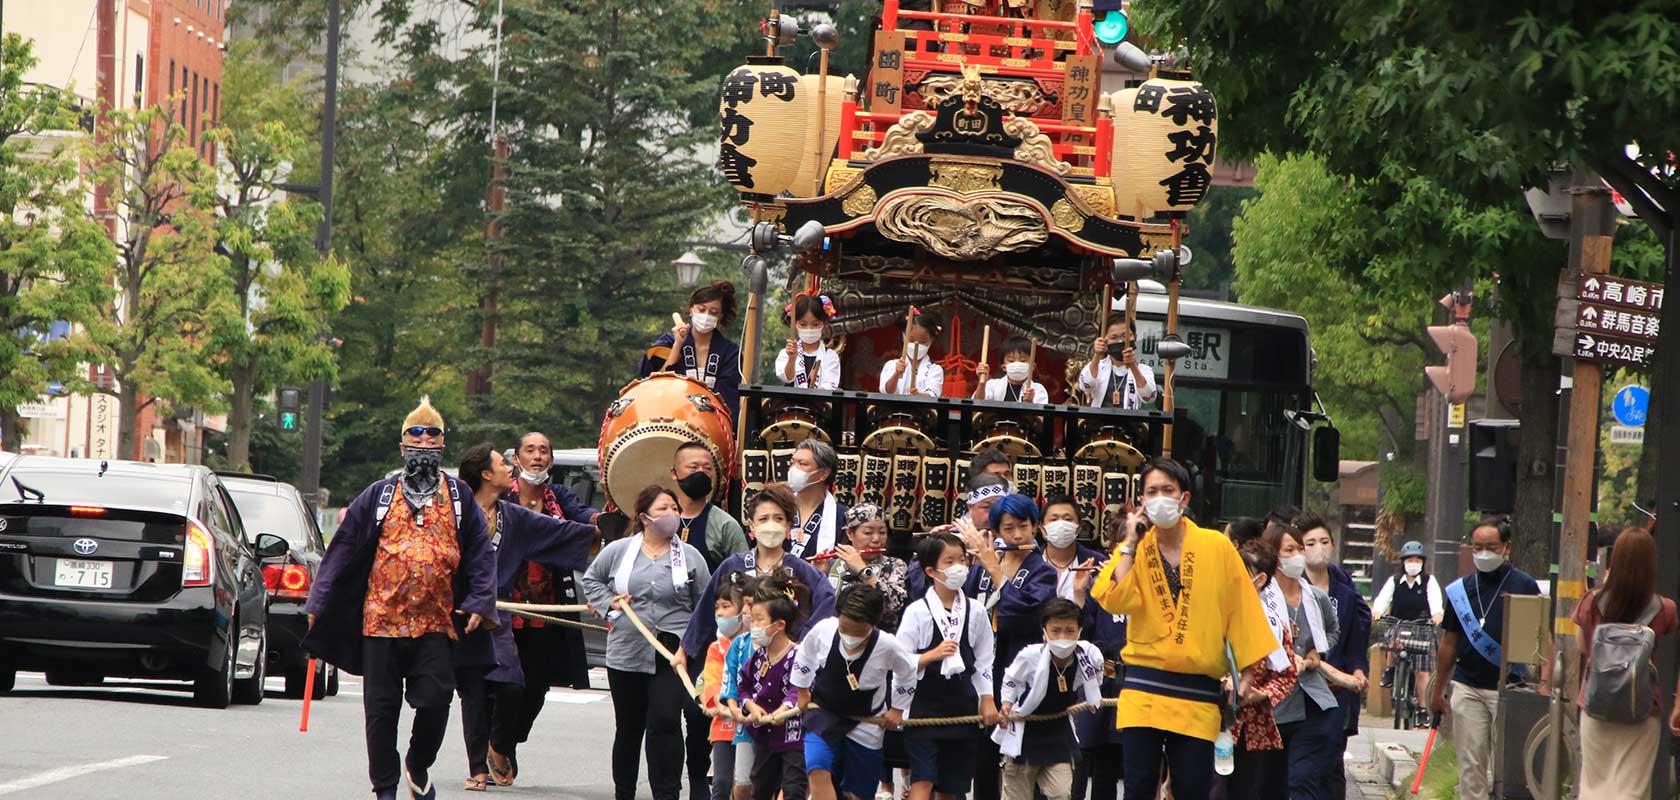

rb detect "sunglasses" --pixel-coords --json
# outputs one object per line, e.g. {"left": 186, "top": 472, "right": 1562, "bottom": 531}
{"left": 405, "top": 426, "right": 444, "bottom": 438}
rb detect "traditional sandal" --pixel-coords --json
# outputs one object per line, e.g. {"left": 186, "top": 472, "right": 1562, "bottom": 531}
{"left": 487, "top": 746, "right": 515, "bottom": 787}
{"left": 404, "top": 766, "right": 437, "bottom": 800}
{"left": 464, "top": 775, "right": 489, "bottom": 792}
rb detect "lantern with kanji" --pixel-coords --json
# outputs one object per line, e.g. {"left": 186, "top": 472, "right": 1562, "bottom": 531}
{"left": 717, "top": 60, "right": 845, "bottom": 199}
{"left": 1107, "top": 78, "right": 1219, "bottom": 218}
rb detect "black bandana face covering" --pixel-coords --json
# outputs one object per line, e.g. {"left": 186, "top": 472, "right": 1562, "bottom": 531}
{"left": 401, "top": 446, "right": 444, "bottom": 511}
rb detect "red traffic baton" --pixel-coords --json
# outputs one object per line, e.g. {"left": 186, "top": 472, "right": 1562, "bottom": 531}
{"left": 1410, "top": 713, "right": 1443, "bottom": 795}
{"left": 299, "top": 657, "right": 317, "bottom": 732}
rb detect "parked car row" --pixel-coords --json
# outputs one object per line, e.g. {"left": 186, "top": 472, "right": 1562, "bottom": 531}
{"left": 0, "top": 455, "right": 336, "bottom": 708}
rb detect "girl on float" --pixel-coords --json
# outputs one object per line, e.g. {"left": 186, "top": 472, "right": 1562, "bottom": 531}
{"left": 777, "top": 294, "right": 843, "bottom": 391}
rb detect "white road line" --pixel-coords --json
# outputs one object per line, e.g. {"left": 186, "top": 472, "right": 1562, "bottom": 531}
{"left": 0, "top": 755, "right": 168, "bottom": 796}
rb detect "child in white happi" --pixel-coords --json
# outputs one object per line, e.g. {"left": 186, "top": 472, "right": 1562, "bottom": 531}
{"left": 992, "top": 598, "right": 1104, "bottom": 800}
{"left": 793, "top": 583, "right": 920, "bottom": 800}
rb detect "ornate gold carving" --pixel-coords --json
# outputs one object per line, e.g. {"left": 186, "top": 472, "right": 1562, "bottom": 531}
{"left": 1003, "top": 116, "right": 1072, "bottom": 175}
{"left": 863, "top": 111, "right": 935, "bottom": 161}
{"left": 916, "top": 74, "right": 1048, "bottom": 114}
{"left": 874, "top": 193, "right": 1048, "bottom": 261}
{"left": 749, "top": 205, "right": 788, "bottom": 224}
{"left": 842, "top": 184, "right": 878, "bottom": 216}
{"left": 928, "top": 162, "right": 1003, "bottom": 194}
{"left": 825, "top": 165, "right": 863, "bottom": 195}
{"left": 1071, "top": 184, "right": 1115, "bottom": 217}
{"left": 1050, "top": 199, "right": 1086, "bottom": 232}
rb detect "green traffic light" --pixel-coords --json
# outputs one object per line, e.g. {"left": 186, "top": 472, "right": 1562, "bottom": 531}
{"left": 1093, "top": 11, "right": 1128, "bottom": 46}
{"left": 280, "top": 412, "right": 298, "bottom": 431}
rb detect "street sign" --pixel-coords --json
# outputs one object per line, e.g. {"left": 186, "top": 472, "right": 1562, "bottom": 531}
{"left": 1610, "top": 425, "right": 1645, "bottom": 445}
{"left": 1447, "top": 403, "right": 1466, "bottom": 429}
{"left": 1577, "top": 274, "right": 1664, "bottom": 312}
{"left": 1613, "top": 384, "right": 1650, "bottom": 427}
{"left": 1576, "top": 302, "right": 1660, "bottom": 340}
{"left": 1572, "top": 332, "right": 1655, "bottom": 369}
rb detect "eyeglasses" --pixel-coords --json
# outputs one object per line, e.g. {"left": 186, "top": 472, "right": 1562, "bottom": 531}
{"left": 405, "top": 426, "right": 444, "bottom": 438}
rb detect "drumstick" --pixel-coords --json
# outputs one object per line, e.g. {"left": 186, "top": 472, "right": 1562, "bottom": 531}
{"left": 1027, "top": 339, "right": 1038, "bottom": 402}
{"left": 672, "top": 311, "right": 684, "bottom": 327}
{"left": 981, "top": 324, "right": 991, "bottom": 367}
{"left": 1098, "top": 284, "right": 1113, "bottom": 334}
{"left": 1124, "top": 281, "right": 1139, "bottom": 346}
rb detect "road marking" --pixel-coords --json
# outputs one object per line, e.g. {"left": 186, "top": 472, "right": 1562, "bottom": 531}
{"left": 0, "top": 755, "right": 168, "bottom": 796}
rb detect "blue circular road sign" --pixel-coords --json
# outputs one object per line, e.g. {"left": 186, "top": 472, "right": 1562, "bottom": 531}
{"left": 1613, "top": 384, "right": 1650, "bottom": 427}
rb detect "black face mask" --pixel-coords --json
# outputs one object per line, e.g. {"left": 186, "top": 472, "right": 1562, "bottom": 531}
{"left": 1106, "top": 341, "right": 1128, "bottom": 359}
{"left": 676, "top": 470, "right": 714, "bottom": 500}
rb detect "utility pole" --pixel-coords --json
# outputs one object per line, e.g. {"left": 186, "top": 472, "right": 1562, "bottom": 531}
{"left": 1422, "top": 286, "right": 1475, "bottom": 584}
{"left": 300, "top": 0, "right": 340, "bottom": 502}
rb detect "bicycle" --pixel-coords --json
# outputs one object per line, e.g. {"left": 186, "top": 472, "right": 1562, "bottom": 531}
{"left": 1379, "top": 616, "right": 1437, "bottom": 730}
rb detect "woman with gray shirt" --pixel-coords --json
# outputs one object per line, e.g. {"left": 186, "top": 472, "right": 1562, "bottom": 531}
{"left": 584, "top": 485, "right": 712, "bottom": 800}
{"left": 1261, "top": 525, "right": 1341, "bottom": 800}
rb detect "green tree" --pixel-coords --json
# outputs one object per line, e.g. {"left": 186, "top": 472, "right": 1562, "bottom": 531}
{"left": 0, "top": 36, "right": 117, "bottom": 448}
{"left": 84, "top": 100, "right": 237, "bottom": 460}
{"left": 209, "top": 46, "right": 351, "bottom": 471}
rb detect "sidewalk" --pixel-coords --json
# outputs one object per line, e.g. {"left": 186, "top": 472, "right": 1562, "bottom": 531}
{"left": 1344, "top": 716, "right": 1438, "bottom": 800}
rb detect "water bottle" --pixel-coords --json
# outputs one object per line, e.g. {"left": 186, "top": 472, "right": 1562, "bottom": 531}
{"left": 1213, "top": 729, "right": 1235, "bottom": 776}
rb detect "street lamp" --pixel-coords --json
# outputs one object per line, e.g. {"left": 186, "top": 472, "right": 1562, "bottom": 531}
{"left": 672, "top": 251, "right": 706, "bottom": 288}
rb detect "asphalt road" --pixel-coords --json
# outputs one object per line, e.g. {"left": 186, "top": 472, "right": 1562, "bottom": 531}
{"left": 0, "top": 669, "right": 625, "bottom": 799}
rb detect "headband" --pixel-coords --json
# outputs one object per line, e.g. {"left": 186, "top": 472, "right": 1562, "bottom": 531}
{"left": 846, "top": 503, "right": 885, "bottom": 529}
{"left": 966, "top": 483, "right": 1008, "bottom": 505}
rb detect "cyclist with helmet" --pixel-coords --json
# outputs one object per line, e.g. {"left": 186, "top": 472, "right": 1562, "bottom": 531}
{"left": 1371, "top": 542, "right": 1443, "bottom": 624}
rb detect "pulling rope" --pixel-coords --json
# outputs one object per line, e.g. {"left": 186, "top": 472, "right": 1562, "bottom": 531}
{"left": 756, "top": 697, "right": 1119, "bottom": 727}
{"left": 498, "top": 599, "right": 704, "bottom": 699}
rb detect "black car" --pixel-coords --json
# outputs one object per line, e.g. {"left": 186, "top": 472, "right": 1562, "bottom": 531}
{"left": 0, "top": 457, "right": 283, "bottom": 708}
{"left": 220, "top": 472, "right": 339, "bottom": 699}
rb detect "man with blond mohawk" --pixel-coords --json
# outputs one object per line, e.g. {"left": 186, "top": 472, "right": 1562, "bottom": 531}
{"left": 304, "top": 397, "right": 499, "bottom": 800}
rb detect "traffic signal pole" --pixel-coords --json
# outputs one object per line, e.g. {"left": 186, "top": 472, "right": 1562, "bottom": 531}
{"left": 300, "top": 0, "right": 340, "bottom": 502}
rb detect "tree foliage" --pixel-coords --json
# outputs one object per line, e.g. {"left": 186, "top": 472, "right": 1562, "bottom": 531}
{"left": 0, "top": 36, "right": 118, "bottom": 448}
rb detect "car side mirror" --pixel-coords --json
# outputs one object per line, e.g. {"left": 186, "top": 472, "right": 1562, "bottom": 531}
{"left": 254, "top": 533, "right": 290, "bottom": 559}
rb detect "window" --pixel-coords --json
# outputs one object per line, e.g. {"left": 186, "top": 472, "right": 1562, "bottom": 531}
{"left": 168, "top": 58, "right": 175, "bottom": 101}
{"left": 180, "top": 66, "right": 188, "bottom": 124}
{"left": 189, "top": 72, "right": 198, "bottom": 141}
{"left": 133, "top": 54, "right": 145, "bottom": 108}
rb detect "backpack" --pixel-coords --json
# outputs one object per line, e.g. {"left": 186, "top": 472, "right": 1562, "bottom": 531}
{"left": 1584, "top": 595, "right": 1663, "bottom": 724}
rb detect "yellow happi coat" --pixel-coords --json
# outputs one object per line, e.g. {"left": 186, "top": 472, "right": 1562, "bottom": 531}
{"left": 1092, "top": 518, "right": 1279, "bottom": 742}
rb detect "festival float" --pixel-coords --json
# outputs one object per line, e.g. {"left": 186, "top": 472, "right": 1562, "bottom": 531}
{"left": 600, "top": 0, "right": 1234, "bottom": 541}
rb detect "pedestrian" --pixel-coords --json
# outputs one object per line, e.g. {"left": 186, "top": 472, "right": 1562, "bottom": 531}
{"left": 789, "top": 440, "right": 852, "bottom": 560}
{"left": 684, "top": 484, "right": 837, "bottom": 662}
{"left": 794, "top": 583, "right": 919, "bottom": 800}
{"left": 703, "top": 576, "right": 755, "bottom": 800}
{"left": 455, "top": 443, "right": 597, "bottom": 791}
{"left": 503, "top": 429, "right": 598, "bottom": 775}
{"left": 733, "top": 573, "right": 814, "bottom": 800}
{"left": 897, "top": 531, "right": 1002, "bottom": 800}
{"left": 582, "top": 485, "right": 713, "bottom": 800}
{"left": 973, "top": 338, "right": 1049, "bottom": 403}
{"left": 1089, "top": 457, "right": 1279, "bottom": 800}
{"left": 1222, "top": 517, "right": 1266, "bottom": 546}
{"left": 1077, "top": 318, "right": 1158, "bottom": 409}
{"left": 879, "top": 309, "right": 946, "bottom": 397}
{"left": 1371, "top": 540, "right": 1442, "bottom": 729}
{"left": 1261, "top": 523, "right": 1342, "bottom": 800}
{"left": 953, "top": 493, "right": 1061, "bottom": 800}
{"left": 673, "top": 441, "right": 752, "bottom": 800}
{"left": 1427, "top": 516, "right": 1545, "bottom": 800}
{"left": 829, "top": 503, "right": 910, "bottom": 632}
{"left": 1293, "top": 512, "right": 1371, "bottom": 799}
{"left": 992, "top": 598, "right": 1105, "bottom": 800}
{"left": 302, "top": 396, "right": 499, "bottom": 800}
{"left": 640, "top": 279, "right": 743, "bottom": 411}
{"left": 1219, "top": 539, "right": 1298, "bottom": 800}
{"left": 778, "top": 294, "right": 842, "bottom": 390}
{"left": 1577, "top": 527, "right": 1676, "bottom": 799}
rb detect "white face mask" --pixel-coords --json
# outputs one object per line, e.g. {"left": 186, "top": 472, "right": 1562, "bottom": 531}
{"left": 755, "top": 523, "right": 788, "bottom": 550}
{"left": 798, "top": 327, "right": 824, "bottom": 345}
{"left": 1044, "top": 520, "right": 1079, "bottom": 549}
{"left": 1047, "top": 639, "right": 1078, "bottom": 659}
{"left": 1144, "top": 495, "right": 1183, "bottom": 529}
{"left": 750, "top": 625, "right": 773, "bottom": 647}
{"left": 906, "top": 342, "right": 928, "bottom": 360}
{"left": 519, "top": 467, "right": 550, "bottom": 485}
{"left": 1279, "top": 555, "right": 1307, "bottom": 579}
{"left": 717, "top": 615, "right": 744, "bottom": 639}
{"left": 1004, "top": 361, "right": 1031, "bottom": 382}
{"left": 1403, "top": 560, "right": 1424, "bottom": 578}
{"left": 785, "top": 466, "right": 815, "bottom": 494}
{"left": 940, "top": 564, "right": 970, "bottom": 590}
{"left": 1304, "top": 544, "right": 1333, "bottom": 570}
{"left": 839, "top": 632, "right": 869, "bottom": 650}
{"left": 1473, "top": 551, "right": 1506, "bottom": 573}
{"left": 690, "top": 311, "right": 718, "bottom": 333}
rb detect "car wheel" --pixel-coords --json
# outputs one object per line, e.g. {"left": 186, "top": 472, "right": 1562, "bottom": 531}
{"left": 194, "top": 628, "right": 236, "bottom": 709}
{"left": 233, "top": 636, "right": 265, "bottom": 705}
{"left": 325, "top": 664, "right": 339, "bottom": 697}
{"left": 283, "top": 666, "right": 307, "bottom": 699}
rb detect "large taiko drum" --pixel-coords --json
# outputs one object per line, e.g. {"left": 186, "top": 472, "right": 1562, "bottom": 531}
{"left": 597, "top": 373, "right": 736, "bottom": 511}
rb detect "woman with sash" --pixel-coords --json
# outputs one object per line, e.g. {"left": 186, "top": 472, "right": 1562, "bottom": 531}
{"left": 640, "top": 280, "right": 743, "bottom": 412}
{"left": 1259, "top": 524, "right": 1341, "bottom": 800}
{"left": 1090, "top": 458, "right": 1278, "bottom": 800}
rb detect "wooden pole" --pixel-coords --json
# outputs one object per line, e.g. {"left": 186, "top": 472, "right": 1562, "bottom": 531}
{"left": 813, "top": 48, "right": 831, "bottom": 196}
{"left": 737, "top": 290, "right": 762, "bottom": 428}
{"left": 1557, "top": 235, "right": 1614, "bottom": 687}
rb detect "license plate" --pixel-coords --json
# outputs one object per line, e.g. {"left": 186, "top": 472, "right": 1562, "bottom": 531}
{"left": 54, "top": 559, "right": 114, "bottom": 589}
